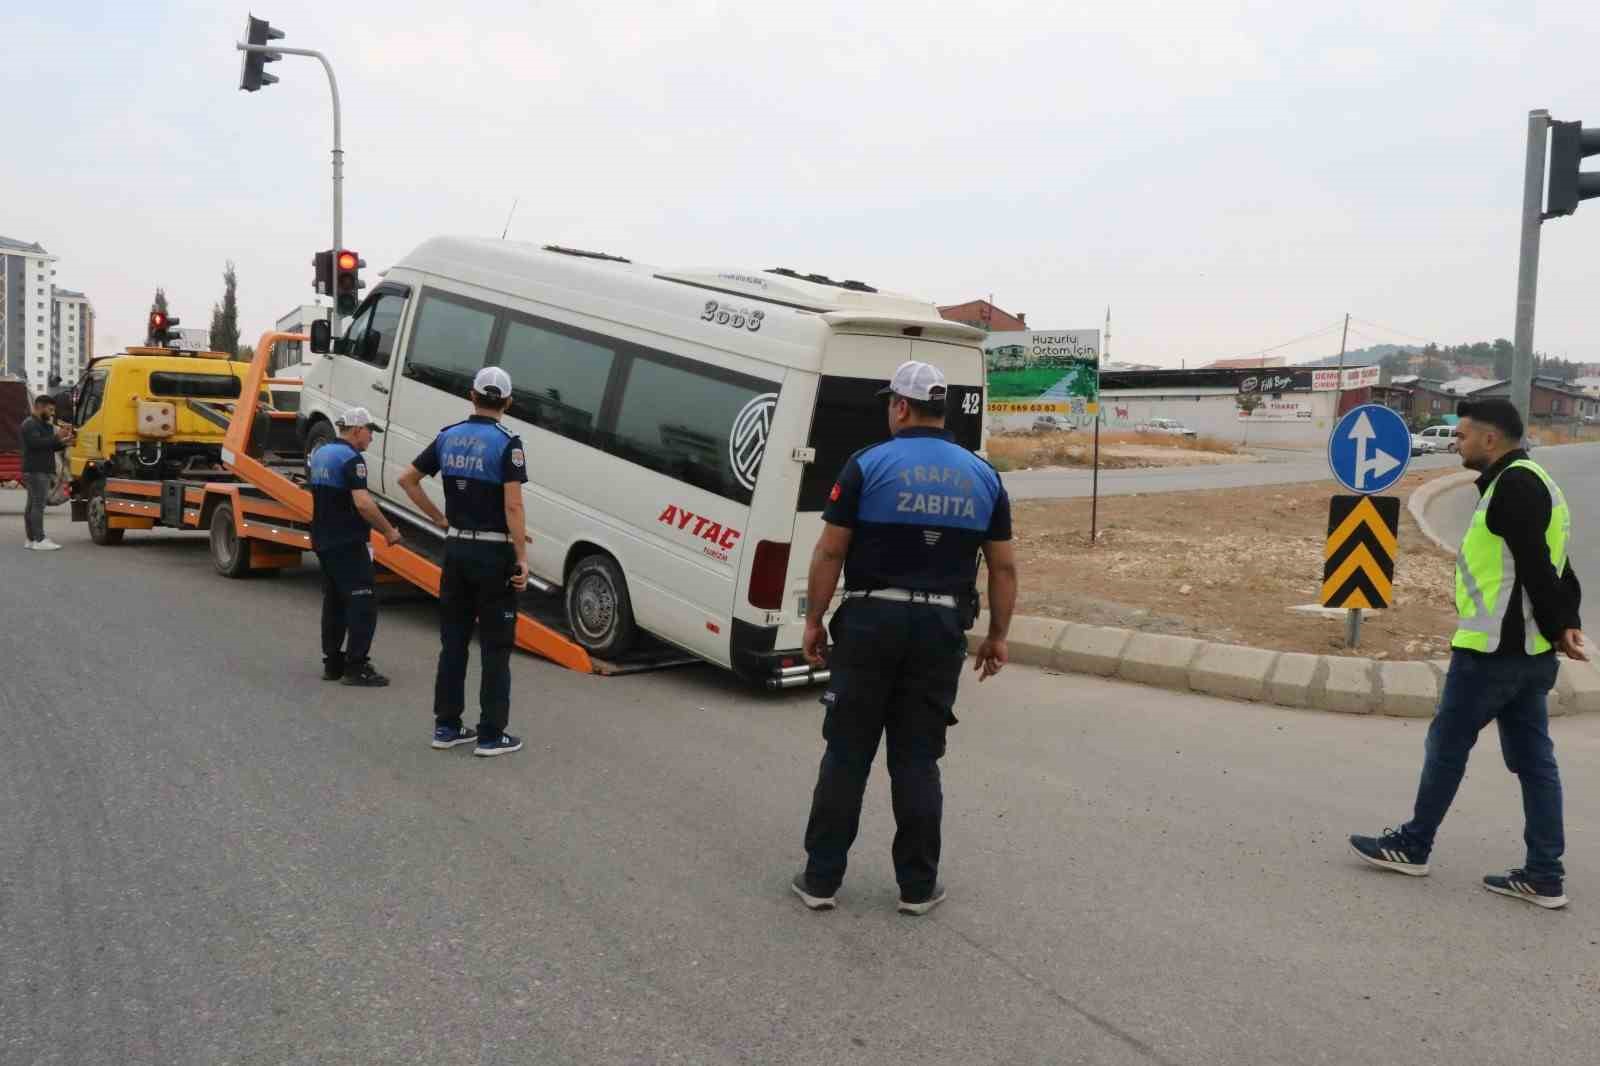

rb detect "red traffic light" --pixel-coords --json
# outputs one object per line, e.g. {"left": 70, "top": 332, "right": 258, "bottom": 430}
{"left": 337, "top": 250, "right": 358, "bottom": 271}
{"left": 149, "top": 311, "right": 167, "bottom": 329}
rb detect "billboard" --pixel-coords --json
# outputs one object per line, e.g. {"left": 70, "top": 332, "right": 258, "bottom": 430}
{"left": 984, "top": 330, "right": 1101, "bottom": 417}
{"left": 1312, "top": 366, "right": 1380, "bottom": 391}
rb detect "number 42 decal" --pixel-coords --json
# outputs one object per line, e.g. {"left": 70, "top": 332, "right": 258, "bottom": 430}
{"left": 961, "top": 392, "right": 982, "bottom": 415}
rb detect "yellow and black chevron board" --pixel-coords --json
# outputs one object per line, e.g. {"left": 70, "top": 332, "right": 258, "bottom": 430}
{"left": 1322, "top": 495, "right": 1399, "bottom": 609}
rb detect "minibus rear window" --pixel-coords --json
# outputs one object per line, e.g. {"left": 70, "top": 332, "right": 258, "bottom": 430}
{"left": 797, "top": 376, "right": 985, "bottom": 512}
{"left": 148, "top": 372, "right": 243, "bottom": 399}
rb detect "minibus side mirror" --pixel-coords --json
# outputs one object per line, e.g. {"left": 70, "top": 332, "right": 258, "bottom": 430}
{"left": 309, "top": 319, "right": 332, "bottom": 354}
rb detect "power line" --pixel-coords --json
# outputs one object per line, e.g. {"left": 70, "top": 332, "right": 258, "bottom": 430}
{"left": 1350, "top": 316, "right": 1437, "bottom": 344}
{"left": 1223, "top": 321, "right": 1347, "bottom": 361}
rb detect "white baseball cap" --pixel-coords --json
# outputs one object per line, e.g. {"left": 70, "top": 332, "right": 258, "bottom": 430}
{"left": 473, "top": 366, "right": 513, "bottom": 399}
{"left": 877, "top": 360, "right": 947, "bottom": 402}
{"left": 335, "top": 406, "right": 384, "bottom": 432}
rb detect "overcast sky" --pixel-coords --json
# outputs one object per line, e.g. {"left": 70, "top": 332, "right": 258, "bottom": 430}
{"left": 5, "top": 1, "right": 1598, "bottom": 367}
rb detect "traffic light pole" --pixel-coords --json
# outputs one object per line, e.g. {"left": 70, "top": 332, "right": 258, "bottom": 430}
{"left": 236, "top": 41, "right": 343, "bottom": 335}
{"left": 1511, "top": 109, "right": 1549, "bottom": 429}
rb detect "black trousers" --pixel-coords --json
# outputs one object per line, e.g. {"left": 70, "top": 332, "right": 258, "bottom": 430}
{"left": 803, "top": 597, "right": 967, "bottom": 899}
{"left": 435, "top": 541, "right": 517, "bottom": 739}
{"left": 317, "top": 542, "right": 376, "bottom": 666}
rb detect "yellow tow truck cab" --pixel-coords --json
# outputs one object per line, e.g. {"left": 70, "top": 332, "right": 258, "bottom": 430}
{"left": 68, "top": 346, "right": 301, "bottom": 541}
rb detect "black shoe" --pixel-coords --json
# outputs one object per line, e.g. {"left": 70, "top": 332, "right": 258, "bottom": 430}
{"left": 340, "top": 662, "right": 390, "bottom": 687}
{"left": 898, "top": 883, "right": 947, "bottom": 916}
{"left": 473, "top": 732, "right": 523, "bottom": 757}
{"left": 322, "top": 658, "right": 345, "bottom": 681}
{"left": 1349, "top": 828, "right": 1430, "bottom": 876}
{"left": 1484, "top": 869, "right": 1568, "bottom": 909}
{"left": 791, "top": 872, "right": 836, "bottom": 911}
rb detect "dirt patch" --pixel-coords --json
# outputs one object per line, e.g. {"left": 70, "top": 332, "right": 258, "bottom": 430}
{"left": 988, "top": 431, "right": 1256, "bottom": 472}
{"left": 1008, "top": 468, "right": 1462, "bottom": 660}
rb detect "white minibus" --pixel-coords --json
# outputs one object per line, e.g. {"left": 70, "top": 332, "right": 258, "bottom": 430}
{"left": 298, "top": 237, "right": 986, "bottom": 687}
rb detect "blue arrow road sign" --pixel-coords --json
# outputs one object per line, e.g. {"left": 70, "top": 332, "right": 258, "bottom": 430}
{"left": 1328, "top": 403, "right": 1412, "bottom": 495}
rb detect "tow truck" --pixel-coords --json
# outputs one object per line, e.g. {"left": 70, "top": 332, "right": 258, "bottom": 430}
{"left": 73, "top": 330, "right": 694, "bottom": 677}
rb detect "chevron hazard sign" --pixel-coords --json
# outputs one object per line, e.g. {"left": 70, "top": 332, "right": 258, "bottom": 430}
{"left": 1322, "top": 495, "right": 1400, "bottom": 609}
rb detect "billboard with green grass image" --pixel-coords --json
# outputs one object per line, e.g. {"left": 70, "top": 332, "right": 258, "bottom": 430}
{"left": 984, "top": 331, "right": 1101, "bottom": 419}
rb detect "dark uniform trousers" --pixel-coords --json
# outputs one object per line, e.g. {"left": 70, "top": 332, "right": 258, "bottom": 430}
{"left": 435, "top": 540, "right": 518, "bottom": 739}
{"left": 803, "top": 597, "right": 967, "bottom": 899}
{"left": 318, "top": 542, "right": 376, "bottom": 666}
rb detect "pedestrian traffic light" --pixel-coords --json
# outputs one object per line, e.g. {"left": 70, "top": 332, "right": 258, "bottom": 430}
{"left": 335, "top": 249, "right": 365, "bottom": 315}
{"left": 313, "top": 249, "right": 334, "bottom": 297}
{"left": 238, "top": 15, "right": 285, "bottom": 93}
{"left": 147, "top": 310, "right": 180, "bottom": 345}
{"left": 1547, "top": 119, "right": 1600, "bottom": 218}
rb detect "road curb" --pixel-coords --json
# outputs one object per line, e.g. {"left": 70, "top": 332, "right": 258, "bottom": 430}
{"left": 979, "top": 611, "right": 1600, "bottom": 717}
{"left": 1408, "top": 470, "right": 1476, "bottom": 556}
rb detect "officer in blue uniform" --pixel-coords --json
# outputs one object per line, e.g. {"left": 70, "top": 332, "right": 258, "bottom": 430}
{"left": 792, "top": 361, "right": 1018, "bottom": 915}
{"left": 308, "top": 407, "right": 402, "bottom": 686}
{"left": 398, "top": 366, "right": 531, "bottom": 757}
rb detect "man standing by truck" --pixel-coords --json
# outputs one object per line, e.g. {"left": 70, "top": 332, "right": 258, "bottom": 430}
{"left": 309, "top": 407, "right": 402, "bottom": 687}
{"left": 398, "top": 366, "right": 530, "bottom": 758}
{"left": 20, "top": 394, "right": 72, "bottom": 551}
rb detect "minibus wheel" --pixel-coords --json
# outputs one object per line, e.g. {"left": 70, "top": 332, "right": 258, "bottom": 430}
{"left": 565, "top": 554, "right": 637, "bottom": 658}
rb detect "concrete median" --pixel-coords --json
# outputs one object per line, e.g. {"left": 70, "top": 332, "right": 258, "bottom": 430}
{"left": 982, "top": 611, "right": 1600, "bottom": 718}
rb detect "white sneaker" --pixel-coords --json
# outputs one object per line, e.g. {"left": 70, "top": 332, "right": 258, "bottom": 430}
{"left": 23, "top": 541, "right": 36, "bottom": 550}
{"left": 33, "top": 539, "right": 62, "bottom": 552}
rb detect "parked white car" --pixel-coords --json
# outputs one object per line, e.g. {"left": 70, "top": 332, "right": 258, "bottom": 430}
{"left": 1137, "top": 417, "right": 1198, "bottom": 439}
{"left": 1415, "top": 424, "right": 1459, "bottom": 453}
{"left": 1031, "top": 414, "right": 1074, "bottom": 434}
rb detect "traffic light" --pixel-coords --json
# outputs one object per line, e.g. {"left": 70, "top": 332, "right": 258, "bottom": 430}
{"left": 313, "top": 249, "right": 334, "bottom": 297}
{"left": 147, "top": 310, "right": 180, "bottom": 346}
{"left": 239, "top": 15, "right": 284, "bottom": 92}
{"left": 334, "top": 249, "right": 365, "bottom": 315}
{"left": 1547, "top": 119, "right": 1600, "bottom": 218}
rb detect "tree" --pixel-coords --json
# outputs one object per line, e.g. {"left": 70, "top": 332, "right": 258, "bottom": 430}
{"left": 1492, "top": 338, "right": 1514, "bottom": 379}
{"left": 209, "top": 261, "right": 240, "bottom": 357}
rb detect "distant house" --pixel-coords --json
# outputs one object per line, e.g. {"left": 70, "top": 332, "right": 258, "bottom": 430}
{"left": 1469, "top": 377, "right": 1600, "bottom": 421}
{"left": 1440, "top": 377, "right": 1497, "bottom": 396}
{"left": 938, "top": 299, "right": 1027, "bottom": 333}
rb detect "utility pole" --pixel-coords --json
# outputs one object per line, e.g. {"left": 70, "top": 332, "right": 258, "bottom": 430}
{"left": 1511, "top": 109, "right": 1551, "bottom": 428}
{"left": 1334, "top": 311, "right": 1350, "bottom": 415}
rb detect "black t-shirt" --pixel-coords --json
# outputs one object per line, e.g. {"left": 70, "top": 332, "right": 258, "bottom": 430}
{"left": 822, "top": 427, "right": 1011, "bottom": 595}
{"left": 308, "top": 439, "right": 370, "bottom": 550}
{"left": 412, "top": 415, "right": 528, "bottom": 533}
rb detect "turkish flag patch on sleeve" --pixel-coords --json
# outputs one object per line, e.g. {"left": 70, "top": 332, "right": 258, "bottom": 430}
{"left": 829, "top": 484, "right": 842, "bottom": 502}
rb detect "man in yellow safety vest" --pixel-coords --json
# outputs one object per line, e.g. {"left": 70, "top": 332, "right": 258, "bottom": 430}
{"left": 1349, "top": 397, "right": 1587, "bottom": 909}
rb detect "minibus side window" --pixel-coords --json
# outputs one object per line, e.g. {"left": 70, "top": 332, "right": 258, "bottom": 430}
{"left": 496, "top": 315, "right": 615, "bottom": 445}
{"left": 605, "top": 354, "right": 778, "bottom": 506}
{"left": 403, "top": 291, "right": 498, "bottom": 400}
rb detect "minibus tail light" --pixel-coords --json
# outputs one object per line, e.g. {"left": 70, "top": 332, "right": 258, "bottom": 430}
{"left": 749, "top": 541, "right": 790, "bottom": 610}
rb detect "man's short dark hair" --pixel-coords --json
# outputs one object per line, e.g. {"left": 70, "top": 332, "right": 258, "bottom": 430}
{"left": 1457, "top": 398, "right": 1523, "bottom": 441}
{"left": 471, "top": 389, "right": 511, "bottom": 412}
{"left": 907, "top": 396, "right": 947, "bottom": 419}
{"left": 34, "top": 394, "right": 55, "bottom": 407}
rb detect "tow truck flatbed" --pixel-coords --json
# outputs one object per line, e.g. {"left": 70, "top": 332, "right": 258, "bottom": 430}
{"left": 89, "top": 330, "right": 697, "bottom": 677}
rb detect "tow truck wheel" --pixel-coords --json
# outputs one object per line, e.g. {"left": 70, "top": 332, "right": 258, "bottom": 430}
{"left": 86, "top": 481, "right": 124, "bottom": 546}
{"left": 304, "top": 419, "right": 336, "bottom": 472}
{"left": 209, "top": 501, "right": 252, "bottom": 578}
{"left": 565, "top": 554, "right": 637, "bottom": 658}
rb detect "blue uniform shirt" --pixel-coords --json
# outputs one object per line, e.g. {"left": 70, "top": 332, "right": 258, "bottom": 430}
{"left": 308, "top": 439, "right": 371, "bottom": 550}
{"left": 412, "top": 415, "right": 529, "bottom": 533}
{"left": 822, "top": 427, "right": 1011, "bottom": 595}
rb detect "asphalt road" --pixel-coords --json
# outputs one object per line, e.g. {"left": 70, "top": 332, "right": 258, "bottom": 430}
{"left": 1003, "top": 449, "right": 1463, "bottom": 500}
{"left": 1423, "top": 444, "right": 1600, "bottom": 587}
{"left": 3, "top": 500, "right": 1600, "bottom": 1065}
